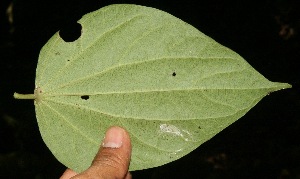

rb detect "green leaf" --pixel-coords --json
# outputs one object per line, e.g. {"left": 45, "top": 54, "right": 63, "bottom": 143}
{"left": 14, "top": 4, "right": 291, "bottom": 172}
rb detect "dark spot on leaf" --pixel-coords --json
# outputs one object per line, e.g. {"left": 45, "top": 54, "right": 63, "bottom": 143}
{"left": 81, "top": 95, "right": 89, "bottom": 100}
{"left": 172, "top": 72, "right": 176, "bottom": 77}
{"left": 59, "top": 22, "right": 82, "bottom": 42}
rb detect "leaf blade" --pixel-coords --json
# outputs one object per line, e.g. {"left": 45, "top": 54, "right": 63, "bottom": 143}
{"left": 33, "top": 4, "right": 291, "bottom": 172}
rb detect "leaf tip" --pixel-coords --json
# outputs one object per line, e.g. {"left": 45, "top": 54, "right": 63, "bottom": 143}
{"left": 269, "top": 82, "right": 292, "bottom": 93}
{"left": 279, "top": 82, "right": 292, "bottom": 90}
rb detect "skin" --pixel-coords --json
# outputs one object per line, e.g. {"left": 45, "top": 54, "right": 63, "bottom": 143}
{"left": 60, "top": 126, "right": 132, "bottom": 179}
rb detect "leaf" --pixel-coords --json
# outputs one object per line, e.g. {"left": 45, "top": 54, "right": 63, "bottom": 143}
{"left": 14, "top": 4, "right": 291, "bottom": 172}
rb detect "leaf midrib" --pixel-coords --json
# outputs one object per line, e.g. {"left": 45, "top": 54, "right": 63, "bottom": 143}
{"left": 42, "top": 90, "right": 265, "bottom": 121}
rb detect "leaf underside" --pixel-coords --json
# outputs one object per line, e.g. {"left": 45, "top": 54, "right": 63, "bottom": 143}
{"left": 34, "top": 4, "right": 291, "bottom": 172}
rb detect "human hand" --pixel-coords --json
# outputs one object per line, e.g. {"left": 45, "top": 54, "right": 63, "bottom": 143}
{"left": 60, "top": 126, "right": 132, "bottom": 179}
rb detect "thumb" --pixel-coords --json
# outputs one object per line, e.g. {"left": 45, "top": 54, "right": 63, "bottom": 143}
{"left": 72, "top": 126, "right": 132, "bottom": 179}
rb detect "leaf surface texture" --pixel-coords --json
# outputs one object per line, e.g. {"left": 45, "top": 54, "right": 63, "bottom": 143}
{"left": 34, "top": 4, "right": 291, "bottom": 172}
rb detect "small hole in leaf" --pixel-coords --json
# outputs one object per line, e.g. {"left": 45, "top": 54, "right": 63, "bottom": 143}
{"left": 81, "top": 95, "right": 89, "bottom": 100}
{"left": 172, "top": 72, "right": 176, "bottom": 77}
{"left": 59, "top": 22, "right": 82, "bottom": 42}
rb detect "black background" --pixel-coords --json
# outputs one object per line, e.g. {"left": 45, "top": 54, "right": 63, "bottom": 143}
{"left": 1, "top": 0, "right": 299, "bottom": 178}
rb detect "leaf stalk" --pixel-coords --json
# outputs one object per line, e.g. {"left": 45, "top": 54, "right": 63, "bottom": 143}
{"left": 13, "top": 93, "right": 35, "bottom": 100}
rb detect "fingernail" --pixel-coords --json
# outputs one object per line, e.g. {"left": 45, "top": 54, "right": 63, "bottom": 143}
{"left": 102, "top": 126, "right": 123, "bottom": 148}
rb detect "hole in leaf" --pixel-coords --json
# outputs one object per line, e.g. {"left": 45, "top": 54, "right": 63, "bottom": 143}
{"left": 172, "top": 72, "right": 176, "bottom": 77}
{"left": 81, "top": 95, "right": 89, "bottom": 100}
{"left": 59, "top": 22, "right": 82, "bottom": 42}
